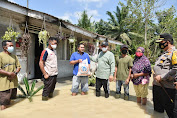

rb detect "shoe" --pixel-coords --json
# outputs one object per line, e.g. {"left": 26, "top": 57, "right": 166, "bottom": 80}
{"left": 49, "top": 93, "right": 53, "bottom": 98}
{"left": 124, "top": 95, "right": 129, "bottom": 100}
{"left": 42, "top": 96, "right": 48, "bottom": 101}
{"left": 115, "top": 94, "right": 121, "bottom": 99}
{"left": 105, "top": 93, "right": 109, "bottom": 98}
{"left": 96, "top": 92, "right": 100, "bottom": 97}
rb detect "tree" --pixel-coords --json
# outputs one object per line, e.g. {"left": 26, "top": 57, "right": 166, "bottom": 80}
{"left": 95, "top": 19, "right": 108, "bottom": 35}
{"left": 77, "top": 10, "right": 95, "bottom": 32}
{"left": 105, "top": 2, "right": 143, "bottom": 48}
{"left": 128, "top": 0, "right": 164, "bottom": 56}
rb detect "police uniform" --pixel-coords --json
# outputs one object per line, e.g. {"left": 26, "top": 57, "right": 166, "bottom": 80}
{"left": 153, "top": 39, "right": 177, "bottom": 117}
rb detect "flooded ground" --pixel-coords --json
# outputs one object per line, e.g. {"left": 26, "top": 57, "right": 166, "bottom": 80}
{"left": 0, "top": 77, "right": 168, "bottom": 118}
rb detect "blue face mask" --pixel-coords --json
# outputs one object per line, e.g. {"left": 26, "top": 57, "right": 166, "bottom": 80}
{"left": 7, "top": 47, "right": 14, "bottom": 53}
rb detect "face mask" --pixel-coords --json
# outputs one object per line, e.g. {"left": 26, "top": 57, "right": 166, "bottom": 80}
{"left": 136, "top": 52, "right": 143, "bottom": 57}
{"left": 7, "top": 47, "right": 14, "bottom": 53}
{"left": 122, "top": 49, "right": 127, "bottom": 54}
{"left": 159, "top": 42, "right": 168, "bottom": 49}
{"left": 51, "top": 44, "right": 57, "bottom": 49}
{"left": 102, "top": 47, "right": 107, "bottom": 52}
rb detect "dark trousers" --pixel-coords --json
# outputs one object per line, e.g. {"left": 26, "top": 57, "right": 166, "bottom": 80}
{"left": 42, "top": 75, "right": 57, "bottom": 97}
{"left": 96, "top": 77, "right": 109, "bottom": 94}
{"left": 0, "top": 88, "right": 17, "bottom": 105}
{"left": 174, "top": 90, "right": 177, "bottom": 118}
{"left": 153, "top": 85, "right": 175, "bottom": 118}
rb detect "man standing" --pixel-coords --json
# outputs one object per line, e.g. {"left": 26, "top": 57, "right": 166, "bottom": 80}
{"left": 114, "top": 45, "right": 133, "bottom": 100}
{"left": 0, "top": 40, "right": 21, "bottom": 110}
{"left": 39, "top": 37, "right": 58, "bottom": 101}
{"left": 90, "top": 41, "right": 115, "bottom": 98}
{"left": 70, "top": 43, "right": 90, "bottom": 96}
{"left": 153, "top": 33, "right": 177, "bottom": 118}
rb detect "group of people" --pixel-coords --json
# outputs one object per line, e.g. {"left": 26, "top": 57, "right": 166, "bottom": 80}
{"left": 69, "top": 33, "right": 177, "bottom": 118}
{"left": 0, "top": 33, "right": 177, "bottom": 117}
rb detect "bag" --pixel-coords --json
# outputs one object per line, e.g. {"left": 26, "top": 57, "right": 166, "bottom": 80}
{"left": 77, "top": 58, "right": 90, "bottom": 76}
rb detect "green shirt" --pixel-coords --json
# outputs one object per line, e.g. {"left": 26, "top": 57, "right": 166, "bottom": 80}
{"left": 90, "top": 51, "right": 115, "bottom": 79}
{"left": 115, "top": 55, "right": 133, "bottom": 81}
{"left": 0, "top": 52, "right": 21, "bottom": 91}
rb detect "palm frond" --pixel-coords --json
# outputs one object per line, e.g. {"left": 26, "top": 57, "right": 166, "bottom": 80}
{"left": 106, "top": 11, "right": 119, "bottom": 26}
{"left": 17, "top": 84, "right": 27, "bottom": 96}
{"left": 30, "top": 85, "right": 44, "bottom": 97}
{"left": 29, "top": 80, "right": 36, "bottom": 95}
{"left": 120, "top": 33, "right": 132, "bottom": 45}
{"left": 23, "top": 77, "right": 30, "bottom": 96}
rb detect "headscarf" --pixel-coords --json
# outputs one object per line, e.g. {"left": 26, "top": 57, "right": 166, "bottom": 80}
{"left": 131, "top": 47, "right": 151, "bottom": 85}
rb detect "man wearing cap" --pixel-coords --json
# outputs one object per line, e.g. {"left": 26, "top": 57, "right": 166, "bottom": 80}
{"left": 153, "top": 33, "right": 177, "bottom": 118}
{"left": 89, "top": 41, "right": 115, "bottom": 98}
{"left": 114, "top": 45, "right": 133, "bottom": 100}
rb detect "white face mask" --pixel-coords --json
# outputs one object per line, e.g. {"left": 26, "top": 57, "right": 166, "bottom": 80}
{"left": 7, "top": 46, "right": 14, "bottom": 53}
{"left": 102, "top": 47, "right": 107, "bottom": 52}
{"left": 51, "top": 44, "right": 57, "bottom": 49}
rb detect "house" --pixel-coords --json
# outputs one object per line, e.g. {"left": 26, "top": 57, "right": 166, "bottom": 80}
{"left": 0, "top": 0, "right": 123, "bottom": 80}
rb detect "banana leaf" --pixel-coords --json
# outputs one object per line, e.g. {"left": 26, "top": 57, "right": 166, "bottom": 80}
{"left": 29, "top": 80, "right": 36, "bottom": 95}
{"left": 17, "top": 84, "right": 27, "bottom": 96}
{"left": 23, "top": 77, "right": 30, "bottom": 96}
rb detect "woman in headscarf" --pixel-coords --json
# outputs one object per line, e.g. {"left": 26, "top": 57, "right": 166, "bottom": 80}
{"left": 131, "top": 47, "right": 151, "bottom": 105}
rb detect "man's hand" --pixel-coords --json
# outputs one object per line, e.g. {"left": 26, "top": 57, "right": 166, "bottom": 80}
{"left": 7, "top": 72, "right": 16, "bottom": 80}
{"left": 174, "top": 82, "right": 177, "bottom": 90}
{"left": 130, "top": 74, "right": 133, "bottom": 80}
{"left": 9, "top": 72, "right": 16, "bottom": 78}
{"left": 78, "top": 59, "right": 82, "bottom": 63}
{"left": 155, "top": 75, "right": 161, "bottom": 83}
{"left": 44, "top": 73, "right": 49, "bottom": 79}
{"left": 125, "top": 78, "right": 130, "bottom": 84}
{"left": 109, "top": 75, "right": 114, "bottom": 82}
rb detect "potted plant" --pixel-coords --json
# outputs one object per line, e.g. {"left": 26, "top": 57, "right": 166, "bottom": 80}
{"left": 38, "top": 30, "right": 50, "bottom": 48}
{"left": 18, "top": 77, "right": 44, "bottom": 102}
{"left": 2, "top": 27, "right": 20, "bottom": 41}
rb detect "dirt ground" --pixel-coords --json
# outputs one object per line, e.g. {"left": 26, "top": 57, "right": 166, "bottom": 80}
{"left": 0, "top": 77, "right": 168, "bottom": 118}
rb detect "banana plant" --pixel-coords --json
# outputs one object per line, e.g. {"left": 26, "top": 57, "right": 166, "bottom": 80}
{"left": 18, "top": 77, "right": 44, "bottom": 102}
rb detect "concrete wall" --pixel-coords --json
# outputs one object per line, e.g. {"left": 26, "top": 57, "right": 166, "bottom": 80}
{"left": 27, "top": 34, "right": 35, "bottom": 79}
{"left": 57, "top": 60, "right": 73, "bottom": 78}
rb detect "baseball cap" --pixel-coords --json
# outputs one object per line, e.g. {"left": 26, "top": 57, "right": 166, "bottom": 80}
{"left": 121, "top": 45, "right": 128, "bottom": 49}
{"left": 101, "top": 41, "right": 108, "bottom": 46}
{"left": 156, "top": 33, "right": 173, "bottom": 43}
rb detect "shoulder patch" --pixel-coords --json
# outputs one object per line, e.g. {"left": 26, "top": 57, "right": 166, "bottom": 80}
{"left": 172, "top": 51, "right": 177, "bottom": 65}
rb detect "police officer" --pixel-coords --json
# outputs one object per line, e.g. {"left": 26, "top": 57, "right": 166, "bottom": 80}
{"left": 153, "top": 33, "right": 177, "bottom": 118}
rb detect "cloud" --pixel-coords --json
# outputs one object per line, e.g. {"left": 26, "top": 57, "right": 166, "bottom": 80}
{"left": 8, "top": 0, "right": 16, "bottom": 3}
{"left": 73, "top": 9, "right": 100, "bottom": 23}
{"left": 58, "top": 13, "right": 73, "bottom": 22}
{"left": 76, "top": 0, "right": 108, "bottom": 8}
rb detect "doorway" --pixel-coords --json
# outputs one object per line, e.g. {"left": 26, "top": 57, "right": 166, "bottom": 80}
{"left": 34, "top": 34, "right": 43, "bottom": 79}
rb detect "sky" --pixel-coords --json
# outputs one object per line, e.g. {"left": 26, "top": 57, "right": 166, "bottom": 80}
{"left": 8, "top": 0, "right": 177, "bottom": 24}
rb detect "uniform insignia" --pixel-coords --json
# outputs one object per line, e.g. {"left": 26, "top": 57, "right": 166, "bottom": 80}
{"left": 172, "top": 51, "right": 177, "bottom": 65}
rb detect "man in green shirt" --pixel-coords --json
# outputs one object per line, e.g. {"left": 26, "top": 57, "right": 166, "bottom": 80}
{"left": 114, "top": 45, "right": 133, "bottom": 100}
{"left": 90, "top": 41, "right": 115, "bottom": 98}
{"left": 0, "top": 40, "right": 21, "bottom": 110}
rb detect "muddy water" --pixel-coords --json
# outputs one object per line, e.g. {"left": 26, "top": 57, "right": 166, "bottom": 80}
{"left": 0, "top": 78, "right": 168, "bottom": 118}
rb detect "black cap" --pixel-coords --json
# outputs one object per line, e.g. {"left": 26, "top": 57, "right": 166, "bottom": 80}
{"left": 101, "top": 41, "right": 108, "bottom": 46}
{"left": 121, "top": 45, "right": 128, "bottom": 49}
{"left": 156, "top": 33, "right": 173, "bottom": 43}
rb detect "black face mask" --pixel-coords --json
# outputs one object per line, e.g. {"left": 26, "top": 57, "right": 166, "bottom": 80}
{"left": 122, "top": 49, "right": 127, "bottom": 54}
{"left": 159, "top": 42, "right": 168, "bottom": 49}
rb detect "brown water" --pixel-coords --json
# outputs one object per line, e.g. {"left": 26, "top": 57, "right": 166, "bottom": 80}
{"left": 0, "top": 79, "right": 168, "bottom": 118}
